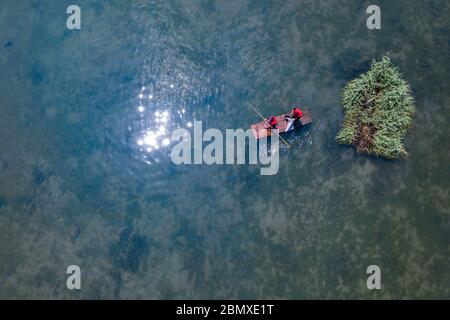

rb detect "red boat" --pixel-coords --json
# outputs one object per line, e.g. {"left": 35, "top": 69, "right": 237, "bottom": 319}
{"left": 250, "top": 110, "right": 312, "bottom": 139}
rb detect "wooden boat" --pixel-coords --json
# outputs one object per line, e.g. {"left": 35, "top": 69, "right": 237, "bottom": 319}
{"left": 250, "top": 110, "right": 312, "bottom": 139}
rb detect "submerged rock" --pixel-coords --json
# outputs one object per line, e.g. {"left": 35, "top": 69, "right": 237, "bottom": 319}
{"left": 30, "top": 63, "right": 45, "bottom": 86}
{"left": 336, "top": 56, "right": 415, "bottom": 159}
{"left": 32, "top": 167, "right": 46, "bottom": 186}
{"left": 109, "top": 227, "right": 149, "bottom": 273}
{"left": 70, "top": 225, "right": 81, "bottom": 241}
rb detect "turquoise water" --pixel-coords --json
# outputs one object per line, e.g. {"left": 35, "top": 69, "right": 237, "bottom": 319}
{"left": 0, "top": 0, "right": 448, "bottom": 299}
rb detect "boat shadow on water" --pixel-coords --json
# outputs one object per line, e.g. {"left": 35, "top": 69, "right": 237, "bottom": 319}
{"left": 258, "top": 124, "right": 313, "bottom": 155}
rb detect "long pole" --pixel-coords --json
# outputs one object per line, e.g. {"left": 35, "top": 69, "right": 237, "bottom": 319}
{"left": 247, "top": 102, "right": 291, "bottom": 149}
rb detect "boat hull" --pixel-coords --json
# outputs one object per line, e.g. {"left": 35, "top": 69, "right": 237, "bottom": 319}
{"left": 250, "top": 110, "right": 312, "bottom": 139}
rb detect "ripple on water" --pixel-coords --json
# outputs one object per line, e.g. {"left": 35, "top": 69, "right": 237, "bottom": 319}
{"left": 124, "top": 68, "right": 221, "bottom": 168}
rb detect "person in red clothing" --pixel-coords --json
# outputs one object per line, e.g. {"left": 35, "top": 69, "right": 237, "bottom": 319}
{"left": 291, "top": 107, "right": 303, "bottom": 120}
{"left": 267, "top": 116, "right": 278, "bottom": 129}
{"left": 286, "top": 106, "right": 303, "bottom": 130}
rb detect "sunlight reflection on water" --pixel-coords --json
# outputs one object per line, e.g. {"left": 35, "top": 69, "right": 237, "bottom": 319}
{"left": 129, "top": 80, "right": 199, "bottom": 165}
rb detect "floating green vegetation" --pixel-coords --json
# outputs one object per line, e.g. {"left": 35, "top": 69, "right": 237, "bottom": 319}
{"left": 336, "top": 56, "right": 415, "bottom": 159}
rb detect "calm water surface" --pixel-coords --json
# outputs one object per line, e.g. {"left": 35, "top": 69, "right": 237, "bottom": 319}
{"left": 0, "top": 0, "right": 448, "bottom": 298}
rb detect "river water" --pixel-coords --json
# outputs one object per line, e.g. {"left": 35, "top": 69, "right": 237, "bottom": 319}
{"left": 0, "top": 0, "right": 448, "bottom": 298}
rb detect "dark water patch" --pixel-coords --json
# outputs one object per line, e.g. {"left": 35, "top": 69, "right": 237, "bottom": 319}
{"left": 0, "top": 196, "right": 6, "bottom": 208}
{"left": 121, "top": 74, "right": 134, "bottom": 84}
{"left": 30, "top": 0, "right": 44, "bottom": 11}
{"left": 13, "top": 196, "right": 37, "bottom": 215}
{"left": 109, "top": 227, "right": 150, "bottom": 273}
{"left": 69, "top": 224, "right": 81, "bottom": 241}
{"left": 35, "top": 266, "right": 58, "bottom": 288}
{"left": 334, "top": 50, "right": 373, "bottom": 80}
{"left": 30, "top": 63, "right": 45, "bottom": 86}
{"left": 324, "top": 248, "right": 355, "bottom": 284}
{"left": 124, "top": 201, "right": 141, "bottom": 224}
{"left": 32, "top": 167, "right": 46, "bottom": 186}
{"left": 77, "top": 174, "right": 105, "bottom": 201}
{"left": 171, "top": 220, "right": 206, "bottom": 287}
{"left": 3, "top": 41, "right": 13, "bottom": 48}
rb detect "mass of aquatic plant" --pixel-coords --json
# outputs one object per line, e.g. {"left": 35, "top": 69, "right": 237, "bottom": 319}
{"left": 336, "top": 56, "right": 415, "bottom": 159}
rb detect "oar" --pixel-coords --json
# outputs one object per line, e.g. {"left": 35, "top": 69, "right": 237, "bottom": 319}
{"left": 247, "top": 102, "right": 291, "bottom": 149}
